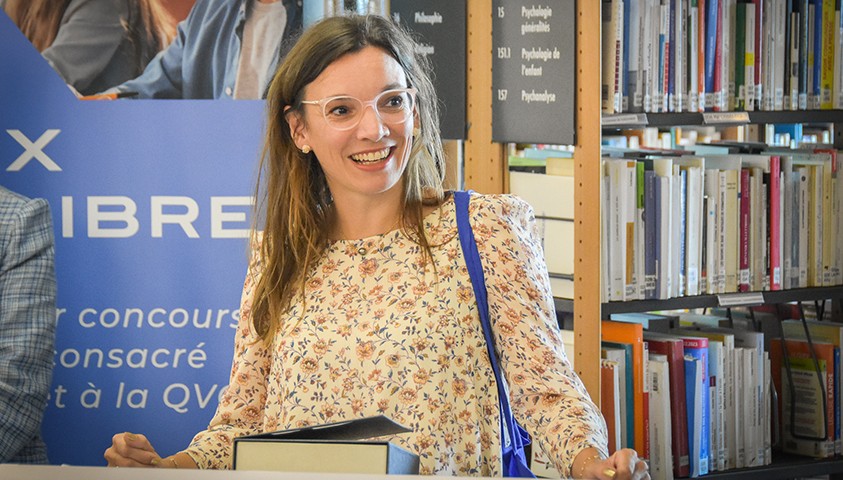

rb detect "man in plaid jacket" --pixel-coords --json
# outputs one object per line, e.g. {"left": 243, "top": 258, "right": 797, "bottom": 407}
{"left": 0, "top": 186, "right": 56, "bottom": 464}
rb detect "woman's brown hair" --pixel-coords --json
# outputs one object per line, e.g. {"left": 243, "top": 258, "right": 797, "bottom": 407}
{"left": 251, "top": 14, "right": 446, "bottom": 341}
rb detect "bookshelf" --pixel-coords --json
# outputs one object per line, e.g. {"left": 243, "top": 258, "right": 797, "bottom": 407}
{"left": 603, "top": 286, "right": 843, "bottom": 315}
{"left": 597, "top": 1, "right": 843, "bottom": 478}
{"left": 604, "top": 110, "right": 843, "bottom": 129}
{"left": 465, "top": 1, "right": 843, "bottom": 479}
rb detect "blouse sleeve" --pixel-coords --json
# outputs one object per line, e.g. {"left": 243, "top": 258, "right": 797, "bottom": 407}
{"left": 183, "top": 250, "right": 270, "bottom": 469}
{"left": 468, "top": 193, "right": 608, "bottom": 477}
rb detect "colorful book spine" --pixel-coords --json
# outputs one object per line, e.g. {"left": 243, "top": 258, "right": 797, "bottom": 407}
{"left": 739, "top": 168, "right": 751, "bottom": 291}
{"left": 683, "top": 337, "right": 710, "bottom": 476}
{"left": 602, "top": 321, "right": 649, "bottom": 458}
{"left": 700, "top": 0, "right": 709, "bottom": 110}
{"left": 705, "top": 0, "right": 720, "bottom": 110}
{"left": 735, "top": 1, "right": 747, "bottom": 110}
{"left": 799, "top": 0, "right": 811, "bottom": 109}
{"left": 646, "top": 336, "right": 691, "bottom": 477}
{"left": 820, "top": 0, "right": 835, "bottom": 108}
{"left": 769, "top": 155, "right": 782, "bottom": 290}
{"left": 813, "top": 0, "right": 824, "bottom": 108}
{"left": 644, "top": 169, "right": 658, "bottom": 299}
{"left": 690, "top": 0, "right": 701, "bottom": 111}
{"left": 754, "top": 0, "right": 764, "bottom": 109}
{"left": 668, "top": 0, "right": 677, "bottom": 111}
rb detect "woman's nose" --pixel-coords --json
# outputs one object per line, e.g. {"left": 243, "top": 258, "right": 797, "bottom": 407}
{"left": 356, "top": 105, "right": 389, "bottom": 140}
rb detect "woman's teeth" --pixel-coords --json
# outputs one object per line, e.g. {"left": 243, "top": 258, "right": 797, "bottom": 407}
{"left": 351, "top": 147, "right": 390, "bottom": 164}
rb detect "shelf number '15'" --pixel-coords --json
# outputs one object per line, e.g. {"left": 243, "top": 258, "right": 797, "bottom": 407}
{"left": 497, "top": 6, "right": 505, "bottom": 17}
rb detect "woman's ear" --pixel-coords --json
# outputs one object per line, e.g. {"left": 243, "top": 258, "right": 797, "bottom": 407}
{"left": 286, "top": 109, "right": 308, "bottom": 149}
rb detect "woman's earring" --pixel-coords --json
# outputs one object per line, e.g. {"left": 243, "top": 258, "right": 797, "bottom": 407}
{"left": 301, "top": 145, "right": 311, "bottom": 154}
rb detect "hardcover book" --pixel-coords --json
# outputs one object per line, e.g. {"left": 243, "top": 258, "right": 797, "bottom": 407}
{"left": 233, "top": 415, "right": 419, "bottom": 474}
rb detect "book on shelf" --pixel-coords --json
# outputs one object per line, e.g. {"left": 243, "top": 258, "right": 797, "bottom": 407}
{"left": 604, "top": 342, "right": 634, "bottom": 449}
{"left": 739, "top": 167, "right": 752, "bottom": 291}
{"left": 602, "top": 320, "right": 650, "bottom": 458}
{"left": 604, "top": 159, "right": 633, "bottom": 301}
{"left": 675, "top": 156, "right": 706, "bottom": 296}
{"left": 703, "top": 161, "right": 721, "bottom": 293}
{"left": 679, "top": 334, "right": 711, "bottom": 476}
{"left": 677, "top": 318, "right": 770, "bottom": 468}
{"left": 602, "top": 358, "right": 623, "bottom": 455}
{"left": 648, "top": 353, "right": 674, "bottom": 480}
{"left": 688, "top": 0, "right": 701, "bottom": 112}
{"left": 603, "top": 0, "right": 625, "bottom": 114}
{"left": 705, "top": 155, "right": 742, "bottom": 293}
{"left": 232, "top": 415, "right": 418, "bottom": 474}
{"left": 770, "top": 337, "right": 836, "bottom": 458}
{"left": 602, "top": 148, "right": 841, "bottom": 302}
{"left": 643, "top": 163, "right": 658, "bottom": 299}
{"left": 779, "top": 319, "right": 843, "bottom": 454}
{"left": 508, "top": 170, "right": 576, "bottom": 300}
{"left": 644, "top": 331, "right": 691, "bottom": 478}
{"left": 705, "top": 338, "right": 726, "bottom": 471}
{"left": 600, "top": 0, "right": 843, "bottom": 113}
{"left": 705, "top": 0, "right": 719, "bottom": 112}
{"left": 691, "top": 329, "right": 735, "bottom": 470}
{"left": 684, "top": 354, "right": 707, "bottom": 477}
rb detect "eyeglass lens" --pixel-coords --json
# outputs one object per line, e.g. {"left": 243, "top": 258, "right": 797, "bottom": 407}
{"left": 322, "top": 89, "right": 414, "bottom": 130}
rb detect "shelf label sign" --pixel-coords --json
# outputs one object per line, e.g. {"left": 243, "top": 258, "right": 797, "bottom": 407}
{"left": 391, "top": 0, "right": 467, "bottom": 140}
{"left": 702, "top": 112, "right": 751, "bottom": 125}
{"left": 492, "top": 0, "right": 576, "bottom": 144}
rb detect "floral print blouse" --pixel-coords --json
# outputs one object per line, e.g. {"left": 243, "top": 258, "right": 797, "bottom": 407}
{"left": 184, "top": 193, "right": 608, "bottom": 476}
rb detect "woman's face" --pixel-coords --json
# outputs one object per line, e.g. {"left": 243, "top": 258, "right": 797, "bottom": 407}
{"left": 288, "top": 46, "right": 418, "bottom": 204}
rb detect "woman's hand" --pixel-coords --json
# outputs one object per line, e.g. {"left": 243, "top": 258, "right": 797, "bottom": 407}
{"left": 103, "top": 432, "right": 164, "bottom": 468}
{"left": 581, "top": 448, "right": 649, "bottom": 480}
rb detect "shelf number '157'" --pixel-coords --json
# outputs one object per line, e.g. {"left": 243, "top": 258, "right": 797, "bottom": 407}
{"left": 497, "top": 89, "right": 508, "bottom": 101}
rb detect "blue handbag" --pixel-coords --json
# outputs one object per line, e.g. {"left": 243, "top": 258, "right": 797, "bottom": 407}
{"left": 453, "top": 190, "right": 536, "bottom": 478}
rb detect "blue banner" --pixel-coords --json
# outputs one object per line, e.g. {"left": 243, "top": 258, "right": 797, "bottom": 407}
{"left": 0, "top": 12, "right": 262, "bottom": 466}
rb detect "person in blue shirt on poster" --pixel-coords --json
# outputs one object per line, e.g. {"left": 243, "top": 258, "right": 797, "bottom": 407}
{"left": 0, "top": 186, "right": 57, "bottom": 464}
{"left": 107, "top": 0, "right": 302, "bottom": 99}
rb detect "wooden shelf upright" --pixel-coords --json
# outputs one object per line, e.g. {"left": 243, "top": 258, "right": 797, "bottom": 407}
{"left": 571, "top": 0, "right": 601, "bottom": 398}
{"left": 464, "top": 0, "right": 506, "bottom": 195}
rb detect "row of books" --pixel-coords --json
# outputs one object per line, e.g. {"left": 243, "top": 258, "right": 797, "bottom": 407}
{"left": 602, "top": 0, "right": 843, "bottom": 113}
{"left": 602, "top": 312, "right": 772, "bottom": 479}
{"left": 602, "top": 308, "right": 843, "bottom": 478}
{"left": 601, "top": 146, "right": 843, "bottom": 302}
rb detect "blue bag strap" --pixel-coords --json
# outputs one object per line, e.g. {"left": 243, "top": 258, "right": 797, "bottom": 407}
{"left": 453, "top": 191, "right": 534, "bottom": 478}
{"left": 453, "top": 191, "right": 510, "bottom": 419}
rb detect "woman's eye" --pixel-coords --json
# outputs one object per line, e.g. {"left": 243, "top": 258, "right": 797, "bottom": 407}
{"left": 383, "top": 95, "right": 405, "bottom": 108}
{"left": 328, "top": 105, "right": 351, "bottom": 117}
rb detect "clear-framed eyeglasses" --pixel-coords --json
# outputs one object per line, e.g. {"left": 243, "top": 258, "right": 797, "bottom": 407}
{"left": 299, "top": 87, "right": 417, "bottom": 131}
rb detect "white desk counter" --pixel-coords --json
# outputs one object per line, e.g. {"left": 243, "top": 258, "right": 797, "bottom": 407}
{"left": 0, "top": 464, "right": 441, "bottom": 480}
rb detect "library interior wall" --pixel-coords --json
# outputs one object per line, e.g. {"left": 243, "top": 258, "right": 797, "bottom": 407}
{"left": 0, "top": 0, "right": 601, "bottom": 465}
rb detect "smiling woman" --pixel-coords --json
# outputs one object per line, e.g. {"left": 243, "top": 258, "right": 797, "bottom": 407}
{"left": 103, "top": 14, "right": 647, "bottom": 480}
